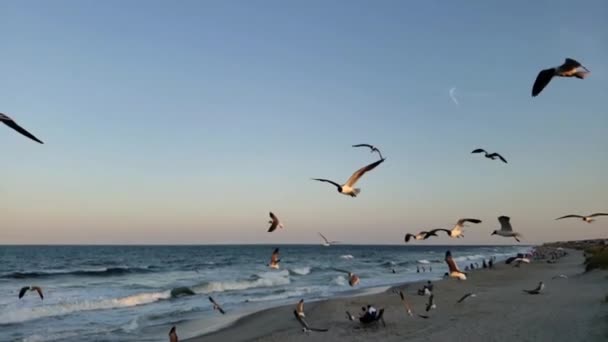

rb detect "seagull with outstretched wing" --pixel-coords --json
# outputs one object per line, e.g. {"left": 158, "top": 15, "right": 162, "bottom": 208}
{"left": 209, "top": 296, "right": 226, "bottom": 314}
{"left": 352, "top": 143, "right": 384, "bottom": 159}
{"left": 267, "top": 212, "right": 284, "bottom": 232}
{"left": 532, "top": 58, "right": 589, "bottom": 97}
{"left": 0, "top": 113, "right": 44, "bottom": 144}
{"left": 313, "top": 158, "right": 385, "bottom": 197}
{"left": 19, "top": 286, "right": 44, "bottom": 300}
{"left": 472, "top": 149, "right": 507, "bottom": 163}
{"left": 555, "top": 213, "right": 608, "bottom": 223}
{"left": 491, "top": 216, "right": 522, "bottom": 242}
{"left": 293, "top": 310, "right": 329, "bottom": 333}
{"left": 445, "top": 250, "right": 467, "bottom": 280}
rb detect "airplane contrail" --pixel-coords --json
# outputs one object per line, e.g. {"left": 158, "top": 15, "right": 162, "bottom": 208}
{"left": 449, "top": 87, "right": 459, "bottom": 105}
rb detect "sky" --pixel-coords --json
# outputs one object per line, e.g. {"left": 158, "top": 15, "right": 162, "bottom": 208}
{"left": 1, "top": 0, "right": 607, "bottom": 244}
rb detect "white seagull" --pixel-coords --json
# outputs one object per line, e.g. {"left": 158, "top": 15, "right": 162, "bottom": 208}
{"left": 318, "top": 232, "right": 339, "bottom": 246}
{"left": 313, "top": 158, "right": 385, "bottom": 197}
{"left": 491, "top": 216, "right": 522, "bottom": 242}
{"left": 0, "top": 113, "right": 44, "bottom": 144}
{"left": 555, "top": 213, "right": 608, "bottom": 224}
{"left": 445, "top": 250, "right": 467, "bottom": 280}
{"left": 267, "top": 212, "right": 284, "bottom": 232}
{"left": 532, "top": 58, "right": 589, "bottom": 97}
{"left": 426, "top": 218, "right": 482, "bottom": 239}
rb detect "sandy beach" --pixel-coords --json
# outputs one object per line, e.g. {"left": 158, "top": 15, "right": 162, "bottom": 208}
{"left": 187, "top": 249, "right": 607, "bottom": 342}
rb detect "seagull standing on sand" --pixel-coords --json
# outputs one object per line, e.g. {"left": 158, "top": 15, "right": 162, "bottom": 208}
{"left": 318, "top": 232, "right": 339, "bottom": 246}
{"left": 313, "top": 158, "right": 385, "bottom": 198}
{"left": 18, "top": 286, "right": 44, "bottom": 300}
{"left": 555, "top": 213, "right": 608, "bottom": 223}
{"left": 208, "top": 296, "right": 226, "bottom": 314}
{"left": 268, "top": 248, "right": 281, "bottom": 269}
{"left": 471, "top": 149, "right": 507, "bottom": 163}
{"left": 523, "top": 281, "right": 544, "bottom": 295}
{"left": 293, "top": 310, "right": 329, "bottom": 333}
{"left": 426, "top": 218, "right": 482, "bottom": 239}
{"left": 491, "top": 216, "right": 522, "bottom": 242}
{"left": 0, "top": 113, "right": 44, "bottom": 144}
{"left": 169, "top": 326, "right": 178, "bottom": 342}
{"left": 296, "top": 299, "right": 305, "bottom": 318}
{"left": 445, "top": 250, "right": 467, "bottom": 280}
{"left": 267, "top": 212, "right": 284, "bottom": 232}
{"left": 457, "top": 292, "right": 476, "bottom": 303}
{"left": 352, "top": 144, "right": 384, "bottom": 160}
{"left": 532, "top": 58, "right": 589, "bottom": 97}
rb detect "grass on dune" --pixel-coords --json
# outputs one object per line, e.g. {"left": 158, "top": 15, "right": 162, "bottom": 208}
{"left": 584, "top": 246, "right": 608, "bottom": 272}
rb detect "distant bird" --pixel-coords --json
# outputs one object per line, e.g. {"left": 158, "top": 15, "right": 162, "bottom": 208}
{"left": 352, "top": 143, "right": 384, "bottom": 160}
{"left": 555, "top": 213, "right": 608, "bottom": 224}
{"left": 169, "top": 326, "right": 178, "bottom": 342}
{"left": 398, "top": 291, "right": 413, "bottom": 317}
{"left": 532, "top": 58, "right": 589, "bottom": 97}
{"left": 267, "top": 212, "right": 284, "bottom": 232}
{"left": 313, "top": 158, "right": 385, "bottom": 197}
{"left": 209, "top": 296, "right": 225, "bottom": 314}
{"left": 426, "top": 218, "right": 482, "bottom": 239}
{"left": 269, "top": 248, "right": 281, "bottom": 269}
{"left": 491, "top": 216, "right": 522, "bottom": 242}
{"left": 318, "top": 232, "right": 339, "bottom": 246}
{"left": 0, "top": 113, "right": 44, "bottom": 144}
{"left": 293, "top": 310, "right": 329, "bottom": 333}
{"left": 345, "top": 311, "right": 356, "bottom": 321}
{"left": 457, "top": 292, "right": 476, "bottom": 303}
{"left": 18, "top": 286, "right": 43, "bottom": 300}
{"left": 445, "top": 250, "right": 467, "bottom": 280}
{"left": 471, "top": 149, "right": 507, "bottom": 163}
{"left": 523, "top": 281, "right": 544, "bottom": 295}
{"left": 296, "top": 299, "right": 305, "bottom": 318}
{"left": 425, "top": 294, "right": 436, "bottom": 312}
{"left": 334, "top": 269, "right": 360, "bottom": 286}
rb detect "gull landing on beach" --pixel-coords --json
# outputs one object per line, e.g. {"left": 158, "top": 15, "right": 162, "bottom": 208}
{"left": 268, "top": 248, "right": 280, "bottom": 269}
{"left": 352, "top": 143, "right": 384, "bottom": 160}
{"left": 313, "top": 158, "right": 385, "bottom": 197}
{"left": 427, "top": 218, "right": 482, "bottom": 239}
{"left": 209, "top": 296, "right": 226, "bottom": 314}
{"left": 445, "top": 250, "right": 467, "bottom": 280}
{"left": 0, "top": 113, "right": 44, "bottom": 144}
{"left": 523, "top": 281, "right": 544, "bottom": 295}
{"left": 555, "top": 213, "right": 608, "bottom": 223}
{"left": 532, "top": 58, "right": 589, "bottom": 97}
{"left": 169, "top": 326, "right": 178, "bottom": 342}
{"left": 267, "top": 212, "right": 284, "bottom": 232}
{"left": 491, "top": 216, "right": 522, "bottom": 242}
{"left": 18, "top": 286, "right": 44, "bottom": 300}
{"left": 471, "top": 149, "right": 507, "bottom": 164}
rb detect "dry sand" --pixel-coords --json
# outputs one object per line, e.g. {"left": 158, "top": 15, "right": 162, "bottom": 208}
{"left": 186, "top": 249, "right": 607, "bottom": 342}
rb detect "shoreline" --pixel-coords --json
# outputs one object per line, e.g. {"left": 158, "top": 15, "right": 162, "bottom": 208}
{"left": 185, "top": 248, "right": 607, "bottom": 342}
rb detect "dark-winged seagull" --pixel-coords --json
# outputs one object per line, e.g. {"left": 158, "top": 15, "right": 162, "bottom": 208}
{"left": 0, "top": 113, "right": 44, "bottom": 144}
{"left": 267, "top": 212, "right": 283, "bottom": 232}
{"left": 555, "top": 213, "right": 608, "bottom": 223}
{"left": 208, "top": 296, "right": 226, "bottom": 314}
{"left": 404, "top": 231, "right": 437, "bottom": 242}
{"left": 318, "top": 232, "right": 339, "bottom": 246}
{"left": 352, "top": 143, "right": 384, "bottom": 160}
{"left": 169, "top": 326, "right": 178, "bottom": 342}
{"left": 445, "top": 250, "right": 467, "bottom": 280}
{"left": 268, "top": 248, "right": 280, "bottom": 269}
{"left": 313, "top": 158, "right": 385, "bottom": 197}
{"left": 532, "top": 58, "right": 589, "bottom": 97}
{"left": 293, "top": 310, "right": 329, "bottom": 333}
{"left": 471, "top": 149, "right": 507, "bottom": 163}
{"left": 18, "top": 286, "right": 44, "bottom": 300}
{"left": 523, "top": 281, "right": 544, "bottom": 295}
{"left": 457, "top": 292, "right": 476, "bottom": 303}
{"left": 426, "top": 218, "right": 482, "bottom": 239}
{"left": 398, "top": 291, "right": 413, "bottom": 317}
{"left": 491, "top": 216, "right": 522, "bottom": 242}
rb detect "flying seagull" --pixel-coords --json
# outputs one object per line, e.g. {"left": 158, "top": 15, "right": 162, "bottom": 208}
{"left": 334, "top": 269, "right": 360, "bottom": 286}
{"left": 18, "top": 286, "right": 44, "bottom": 300}
{"left": 352, "top": 144, "right": 384, "bottom": 160}
{"left": 267, "top": 212, "right": 284, "bottom": 232}
{"left": 318, "top": 232, "right": 339, "bottom": 246}
{"left": 555, "top": 213, "right": 608, "bottom": 223}
{"left": 0, "top": 113, "right": 44, "bottom": 144}
{"left": 209, "top": 296, "right": 226, "bottom": 314}
{"left": 268, "top": 248, "right": 280, "bottom": 269}
{"left": 425, "top": 294, "right": 436, "bottom": 312}
{"left": 491, "top": 216, "right": 522, "bottom": 242}
{"left": 445, "top": 250, "right": 467, "bottom": 280}
{"left": 296, "top": 299, "right": 305, "bottom": 318}
{"left": 313, "top": 158, "right": 385, "bottom": 197}
{"left": 398, "top": 291, "right": 413, "bottom": 317}
{"left": 523, "top": 281, "right": 544, "bottom": 295}
{"left": 293, "top": 310, "right": 329, "bottom": 333}
{"left": 532, "top": 58, "right": 589, "bottom": 97}
{"left": 457, "top": 292, "right": 476, "bottom": 303}
{"left": 471, "top": 149, "right": 507, "bottom": 163}
{"left": 426, "top": 218, "right": 482, "bottom": 239}
{"left": 169, "top": 326, "right": 178, "bottom": 342}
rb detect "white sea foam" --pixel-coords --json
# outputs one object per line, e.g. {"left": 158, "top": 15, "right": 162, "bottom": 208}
{"left": 290, "top": 267, "right": 311, "bottom": 275}
{"left": 340, "top": 254, "right": 354, "bottom": 260}
{"left": 193, "top": 270, "right": 290, "bottom": 293}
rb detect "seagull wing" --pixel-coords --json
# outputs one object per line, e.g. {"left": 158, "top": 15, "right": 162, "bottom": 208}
{"left": 332, "top": 268, "right": 351, "bottom": 274}
{"left": 270, "top": 248, "right": 280, "bottom": 263}
{"left": 555, "top": 214, "right": 583, "bottom": 220}
{"left": 18, "top": 286, "right": 29, "bottom": 299}
{"left": 563, "top": 58, "right": 582, "bottom": 69}
{"left": 352, "top": 144, "right": 375, "bottom": 150}
{"left": 296, "top": 299, "right": 304, "bottom": 314}
{"left": 457, "top": 218, "right": 482, "bottom": 225}
{"left": 31, "top": 286, "right": 44, "bottom": 300}
{"left": 312, "top": 178, "right": 341, "bottom": 190}
{"left": 344, "top": 158, "right": 385, "bottom": 187}
{"left": 426, "top": 229, "right": 451, "bottom": 237}
{"left": 425, "top": 295, "right": 434, "bottom": 312}
{"left": 318, "top": 232, "right": 330, "bottom": 244}
{"left": 498, "top": 216, "right": 512, "bottom": 231}
{"left": 532, "top": 68, "right": 555, "bottom": 97}
{"left": 457, "top": 293, "right": 472, "bottom": 303}
{"left": 268, "top": 212, "right": 279, "bottom": 232}
{"left": 471, "top": 148, "right": 486, "bottom": 154}
{"left": 445, "top": 251, "right": 462, "bottom": 273}
{"left": 589, "top": 213, "right": 608, "bottom": 218}
{"left": 404, "top": 233, "right": 415, "bottom": 242}
{"left": 488, "top": 153, "right": 507, "bottom": 163}
{"left": 294, "top": 310, "right": 328, "bottom": 332}
{"left": 208, "top": 296, "right": 225, "bottom": 314}
{"left": 0, "top": 113, "right": 44, "bottom": 144}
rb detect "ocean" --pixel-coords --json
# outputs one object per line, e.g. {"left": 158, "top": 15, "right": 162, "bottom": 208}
{"left": 0, "top": 245, "right": 530, "bottom": 341}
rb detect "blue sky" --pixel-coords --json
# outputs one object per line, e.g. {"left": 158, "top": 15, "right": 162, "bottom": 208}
{"left": 1, "top": 0, "right": 607, "bottom": 244}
